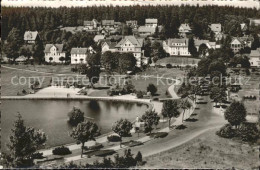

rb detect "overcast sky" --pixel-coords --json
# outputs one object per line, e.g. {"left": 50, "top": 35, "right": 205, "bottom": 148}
{"left": 1, "top": 0, "right": 259, "bottom": 8}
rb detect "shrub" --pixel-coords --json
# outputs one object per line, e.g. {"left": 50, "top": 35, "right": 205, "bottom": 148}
{"left": 107, "top": 135, "right": 121, "bottom": 142}
{"left": 150, "top": 132, "right": 168, "bottom": 138}
{"left": 147, "top": 83, "right": 157, "bottom": 96}
{"left": 166, "top": 64, "right": 172, "bottom": 68}
{"left": 68, "top": 107, "right": 84, "bottom": 126}
{"left": 84, "top": 143, "right": 103, "bottom": 151}
{"left": 136, "top": 91, "right": 144, "bottom": 98}
{"left": 135, "top": 151, "right": 143, "bottom": 165}
{"left": 216, "top": 124, "right": 238, "bottom": 138}
{"left": 52, "top": 146, "right": 72, "bottom": 155}
{"left": 238, "top": 122, "right": 259, "bottom": 143}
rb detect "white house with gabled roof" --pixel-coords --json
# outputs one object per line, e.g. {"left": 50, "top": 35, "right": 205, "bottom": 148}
{"left": 44, "top": 44, "right": 66, "bottom": 63}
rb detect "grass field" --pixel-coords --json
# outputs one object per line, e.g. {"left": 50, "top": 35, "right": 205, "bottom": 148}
{"left": 144, "top": 128, "right": 259, "bottom": 169}
{"left": 156, "top": 56, "right": 200, "bottom": 66}
{"left": 1, "top": 65, "right": 185, "bottom": 98}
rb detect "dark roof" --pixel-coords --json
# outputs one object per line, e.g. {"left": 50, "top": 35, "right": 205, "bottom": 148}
{"left": 115, "top": 36, "right": 143, "bottom": 48}
{"left": 71, "top": 48, "right": 88, "bottom": 54}
{"left": 102, "top": 20, "right": 115, "bottom": 26}
{"left": 44, "top": 44, "right": 64, "bottom": 53}
{"left": 102, "top": 41, "right": 117, "bottom": 49}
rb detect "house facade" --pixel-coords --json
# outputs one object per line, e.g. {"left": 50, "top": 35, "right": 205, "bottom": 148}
{"left": 209, "top": 23, "right": 223, "bottom": 41}
{"left": 70, "top": 48, "right": 88, "bottom": 64}
{"left": 44, "top": 44, "right": 66, "bottom": 63}
{"left": 230, "top": 36, "right": 254, "bottom": 53}
{"left": 178, "top": 24, "right": 192, "bottom": 37}
{"left": 249, "top": 48, "right": 260, "bottom": 67}
{"left": 101, "top": 41, "right": 117, "bottom": 53}
{"left": 126, "top": 20, "right": 138, "bottom": 28}
{"left": 24, "top": 31, "right": 39, "bottom": 44}
{"left": 83, "top": 19, "right": 99, "bottom": 30}
{"left": 145, "top": 18, "right": 158, "bottom": 27}
{"left": 163, "top": 38, "right": 191, "bottom": 56}
{"left": 101, "top": 36, "right": 145, "bottom": 67}
{"left": 138, "top": 26, "right": 156, "bottom": 37}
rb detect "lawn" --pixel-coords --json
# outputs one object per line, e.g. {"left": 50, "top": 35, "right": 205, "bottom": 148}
{"left": 1, "top": 64, "right": 79, "bottom": 96}
{"left": 143, "top": 128, "right": 259, "bottom": 169}
{"left": 1, "top": 65, "right": 185, "bottom": 98}
{"left": 156, "top": 56, "right": 200, "bottom": 66}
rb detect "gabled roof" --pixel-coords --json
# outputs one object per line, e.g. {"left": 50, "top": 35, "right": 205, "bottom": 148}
{"left": 165, "top": 38, "right": 189, "bottom": 47}
{"left": 24, "top": 31, "right": 38, "bottom": 41}
{"left": 115, "top": 36, "right": 143, "bottom": 48}
{"left": 145, "top": 18, "right": 158, "bottom": 24}
{"left": 240, "top": 23, "right": 247, "bottom": 31}
{"left": 102, "top": 41, "right": 117, "bottom": 49}
{"left": 114, "top": 22, "right": 122, "bottom": 26}
{"left": 16, "top": 56, "right": 27, "bottom": 62}
{"left": 94, "top": 35, "right": 105, "bottom": 42}
{"left": 138, "top": 26, "right": 156, "bottom": 33}
{"left": 71, "top": 48, "right": 88, "bottom": 54}
{"left": 209, "top": 24, "right": 221, "bottom": 32}
{"left": 250, "top": 48, "right": 260, "bottom": 57}
{"left": 102, "top": 20, "right": 115, "bottom": 26}
{"left": 126, "top": 20, "right": 137, "bottom": 25}
{"left": 179, "top": 24, "right": 191, "bottom": 32}
{"left": 44, "top": 44, "right": 64, "bottom": 53}
{"left": 231, "top": 36, "right": 254, "bottom": 45}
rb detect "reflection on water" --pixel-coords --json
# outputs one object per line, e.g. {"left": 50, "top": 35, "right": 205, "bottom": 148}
{"left": 1, "top": 100, "right": 147, "bottom": 152}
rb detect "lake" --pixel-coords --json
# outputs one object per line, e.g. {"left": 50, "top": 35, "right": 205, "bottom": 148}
{"left": 1, "top": 99, "right": 148, "bottom": 152}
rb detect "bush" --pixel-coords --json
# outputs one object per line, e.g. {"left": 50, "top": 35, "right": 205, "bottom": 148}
{"left": 52, "top": 146, "right": 72, "bottom": 155}
{"left": 166, "top": 64, "right": 172, "bottom": 68}
{"left": 216, "top": 124, "right": 238, "bottom": 138}
{"left": 136, "top": 91, "right": 144, "bottom": 98}
{"left": 84, "top": 143, "right": 103, "bottom": 151}
{"left": 147, "top": 83, "right": 157, "bottom": 96}
{"left": 239, "top": 122, "right": 259, "bottom": 143}
{"left": 107, "top": 135, "right": 121, "bottom": 142}
{"left": 150, "top": 132, "right": 168, "bottom": 138}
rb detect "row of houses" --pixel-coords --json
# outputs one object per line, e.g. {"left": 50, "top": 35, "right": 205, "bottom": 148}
{"left": 163, "top": 38, "right": 221, "bottom": 56}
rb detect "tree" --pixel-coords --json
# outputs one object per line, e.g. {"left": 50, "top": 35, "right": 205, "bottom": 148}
{"left": 210, "top": 87, "right": 226, "bottom": 106}
{"left": 6, "top": 113, "right": 47, "bottom": 168}
{"left": 224, "top": 101, "right": 246, "bottom": 128}
{"left": 188, "top": 37, "right": 198, "bottom": 57}
{"left": 19, "top": 46, "right": 32, "bottom": 60}
{"left": 147, "top": 83, "right": 157, "bottom": 96}
{"left": 4, "top": 28, "right": 23, "bottom": 62}
{"left": 59, "top": 56, "right": 65, "bottom": 64}
{"left": 141, "top": 110, "right": 160, "bottom": 134}
{"left": 49, "top": 57, "right": 53, "bottom": 63}
{"left": 67, "top": 107, "right": 85, "bottom": 126}
{"left": 198, "top": 43, "right": 208, "bottom": 57}
{"left": 112, "top": 119, "right": 132, "bottom": 137}
{"left": 118, "top": 53, "right": 136, "bottom": 73}
{"left": 86, "top": 66, "right": 100, "bottom": 87}
{"left": 32, "top": 40, "right": 45, "bottom": 64}
{"left": 70, "top": 121, "right": 99, "bottom": 158}
{"left": 112, "top": 119, "right": 132, "bottom": 147}
{"left": 101, "top": 51, "right": 118, "bottom": 74}
{"left": 251, "top": 33, "right": 260, "bottom": 50}
{"left": 135, "top": 151, "right": 143, "bottom": 164}
{"left": 179, "top": 99, "right": 192, "bottom": 122}
{"left": 161, "top": 100, "right": 180, "bottom": 128}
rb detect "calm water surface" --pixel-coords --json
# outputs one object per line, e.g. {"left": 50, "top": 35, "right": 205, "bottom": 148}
{"left": 1, "top": 100, "right": 148, "bottom": 152}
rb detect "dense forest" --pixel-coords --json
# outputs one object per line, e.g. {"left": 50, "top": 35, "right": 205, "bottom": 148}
{"left": 2, "top": 5, "right": 260, "bottom": 40}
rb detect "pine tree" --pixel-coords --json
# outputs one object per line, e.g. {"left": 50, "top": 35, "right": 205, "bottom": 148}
{"left": 6, "top": 113, "right": 47, "bottom": 168}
